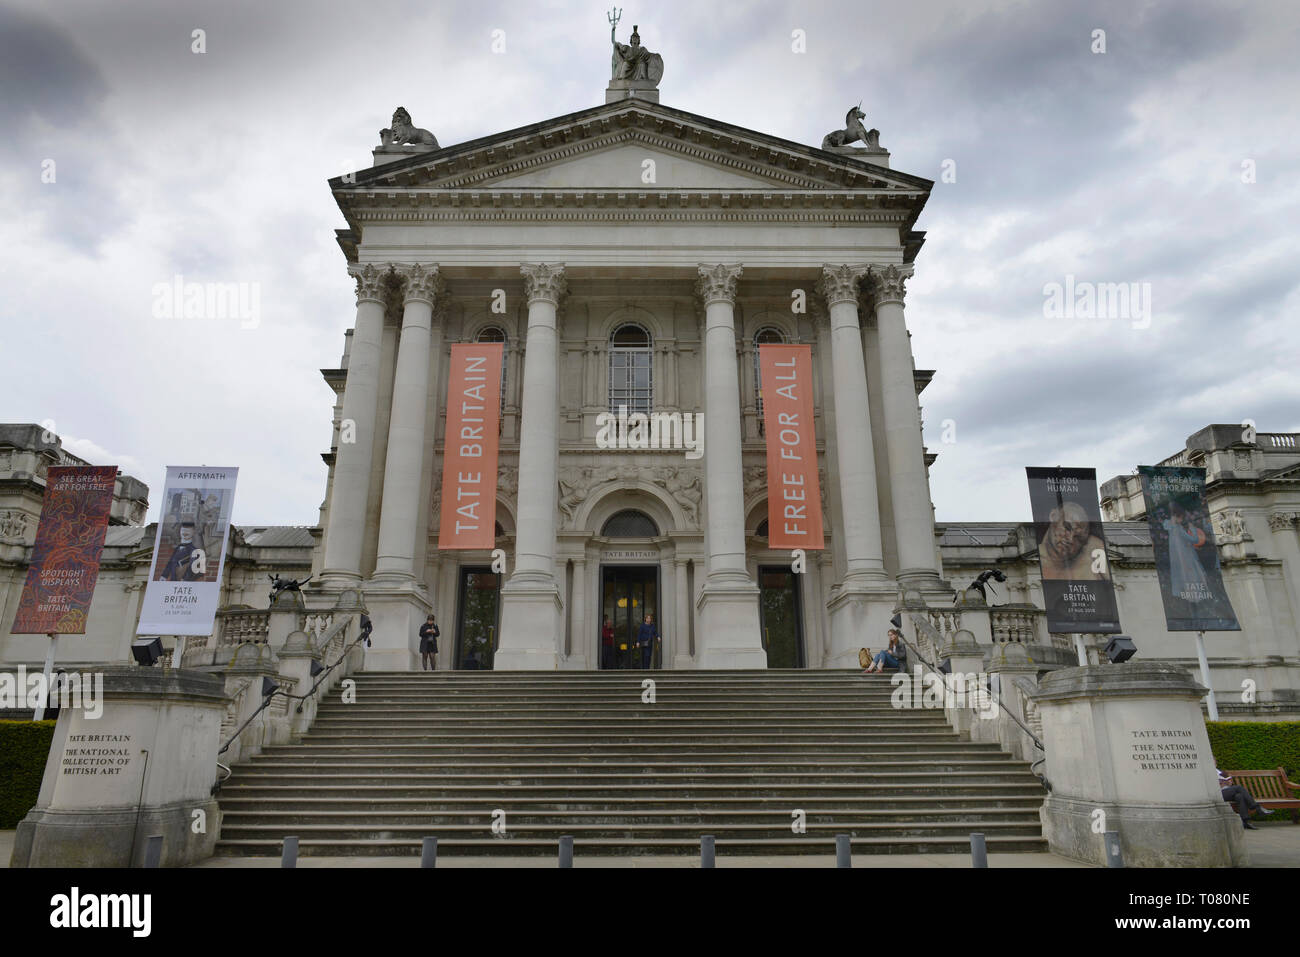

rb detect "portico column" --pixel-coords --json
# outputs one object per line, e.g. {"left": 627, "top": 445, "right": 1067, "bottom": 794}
{"left": 320, "top": 264, "right": 390, "bottom": 585}
{"left": 372, "top": 264, "right": 444, "bottom": 582}
{"left": 817, "top": 265, "right": 894, "bottom": 667}
{"left": 673, "top": 557, "right": 692, "bottom": 668}
{"left": 496, "top": 264, "right": 567, "bottom": 670}
{"left": 694, "top": 264, "right": 765, "bottom": 669}
{"left": 871, "top": 264, "right": 942, "bottom": 587}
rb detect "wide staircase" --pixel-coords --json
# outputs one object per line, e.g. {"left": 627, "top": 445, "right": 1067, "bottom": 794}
{"left": 215, "top": 670, "right": 1047, "bottom": 857}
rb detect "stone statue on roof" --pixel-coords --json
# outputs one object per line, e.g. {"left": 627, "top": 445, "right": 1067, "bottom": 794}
{"left": 608, "top": 10, "right": 663, "bottom": 85}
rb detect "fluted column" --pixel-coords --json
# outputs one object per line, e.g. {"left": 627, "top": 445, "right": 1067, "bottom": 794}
{"left": 496, "top": 264, "right": 567, "bottom": 670}
{"left": 694, "top": 264, "right": 765, "bottom": 668}
{"left": 320, "top": 264, "right": 390, "bottom": 585}
{"left": 371, "top": 264, "right": 444, "bottom": 582}
{"left": 817, "top": 265, "right": 887, "bottom": 583}
{"left": 817, "top": 264, "right": 894, "bottom": 667}
{"left": 871, "top": 264, "right": 941, "bottom": 587}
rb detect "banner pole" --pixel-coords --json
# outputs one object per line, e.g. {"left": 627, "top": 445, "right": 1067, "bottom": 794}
{"left": 33, "top": 632, "right": 57, "bottom": 721}
{"left": 1195, "top": 630, "right": 1219, "bottom": 721}
{"left": 1072, "top": 633, "right": 1088, "bottom": 667}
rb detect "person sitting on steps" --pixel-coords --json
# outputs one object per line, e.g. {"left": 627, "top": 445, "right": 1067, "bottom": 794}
{"left": 864, "top": 628, "right": 905, "bottom": 673}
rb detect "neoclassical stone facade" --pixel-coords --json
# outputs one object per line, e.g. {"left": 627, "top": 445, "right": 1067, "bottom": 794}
{"left": 304, "top": 93, "right": 950, "bottom": 672}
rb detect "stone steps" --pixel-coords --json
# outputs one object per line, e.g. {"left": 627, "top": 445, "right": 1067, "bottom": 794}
{"left": 215, "top": 671, "right": 1047, "bottom": 857}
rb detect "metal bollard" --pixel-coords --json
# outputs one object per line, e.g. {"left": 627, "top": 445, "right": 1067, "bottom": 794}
{"left": 559, "top": 835, "right": 573, "bottom": 868}
{"left": 701, "top": 834, "right": 715, "bottom": 868}
{"left": 970, "top": 832, "right": 987, "bottom": 868}
{"left": 836, "top": 834, "right": 852, "bottom": 868}
{"left": 282, "top": 836, "right": 299, "bottom": 868}
{"left": 143, "top": 835, "right": 163, "bottom": 869}
{"left": 1104, "top": 831, "right": 1124, "bottom": 868}
{"left": 421, "top": 837, "right": 438, "bottom": 868}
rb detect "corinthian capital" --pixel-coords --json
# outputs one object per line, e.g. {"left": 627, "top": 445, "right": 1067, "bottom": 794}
{"left": 696, "top": 264, "right": 744, "bottom": 306}
{"left": 521, "top": 263, "right": 568, "bottom": 306}
{"left": 349, "top": 263, "right": 389, "bottom": 305}
{"left": 817, "top": 264, "right": 869, "bottom": 308}
{"left": 394, "top": 263, "right": 445, "bottom": 306}
{"left": 1268, "top": 511, "right": 1298, "bottom": 532}
{"left": 869, "top": 263, "right": 913, "bottom": 305}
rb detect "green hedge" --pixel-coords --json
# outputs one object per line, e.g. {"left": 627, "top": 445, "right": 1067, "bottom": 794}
{"left": 0, "top": 720, "right": 56, "bottom": 828}
{"left": 1205, "top": 721, "right": 1300, "bottom": 780}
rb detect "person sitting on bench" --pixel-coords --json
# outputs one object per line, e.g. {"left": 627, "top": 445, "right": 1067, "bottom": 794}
{"left": 1219, "top": 769, "right": 1275, "bottom": 829}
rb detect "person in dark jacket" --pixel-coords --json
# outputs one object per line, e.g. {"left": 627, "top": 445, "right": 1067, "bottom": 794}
{"left": 635, "top": 613, "right": 659, "bottom": 670}
{"left": 418, "top": 614, "right": 440, "bottom": 671}
{"left": 601, "top": 617, "right": 615, "bottom": 670}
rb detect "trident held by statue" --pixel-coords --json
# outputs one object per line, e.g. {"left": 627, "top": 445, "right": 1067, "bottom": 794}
{"left": 608, "top": 8, "right": 622, "bottom": 31}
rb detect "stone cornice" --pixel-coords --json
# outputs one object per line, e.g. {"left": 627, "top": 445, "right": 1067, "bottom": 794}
{"left": 344, "top": 189, "right": 915, "bottom": 221}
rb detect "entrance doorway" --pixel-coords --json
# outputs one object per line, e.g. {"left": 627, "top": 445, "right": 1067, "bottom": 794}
{"left": 455, "top": 567, "right": 501, "bottom": 670}
{"left": 759, "top": 566, "right": 804, "bottom": 668}
{"left": 600, "top": 565, "right": 659, "bottom": 669}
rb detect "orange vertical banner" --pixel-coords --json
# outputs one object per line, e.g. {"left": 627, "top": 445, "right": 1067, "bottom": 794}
{"left": 439, "top": 342, "right": 503, "bottom": 549}
{"left": 759, "top": 344, "right": 824, "bottom": 550}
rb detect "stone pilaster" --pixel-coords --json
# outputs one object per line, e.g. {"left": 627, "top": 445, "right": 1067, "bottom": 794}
{"left": 320, "top": 264, "right": 391, "bottom": 586}
{"left": 693, "top": 264, "right": 765, "bottom": 669}
{"left": 870, "top": 264, "right": 942, "bottom": 588}
{"left": 496, "top": 264, "right": 567, "bottom": 670}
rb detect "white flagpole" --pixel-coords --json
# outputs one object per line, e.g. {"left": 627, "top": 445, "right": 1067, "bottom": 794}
{"left": 33, "top": 632, "right": 57, "bottom": 721}
{"left": 1195, "top": 630, "right": 1220, "bottom": 721}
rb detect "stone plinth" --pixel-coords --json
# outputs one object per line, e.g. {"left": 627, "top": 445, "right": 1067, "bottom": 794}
{"left": 606, "top": 81, "right": 659, "bottom": 103}
{"left": 11, "top": 668, "right": 227, "bottom": 868}
{"left": 1035, "top": 662, "right": 1246, "bottom": 867}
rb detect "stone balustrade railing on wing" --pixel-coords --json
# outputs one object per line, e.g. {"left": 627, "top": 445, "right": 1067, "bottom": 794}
{"left": 990, "top": 604, "right": 1045, "bottom": 644}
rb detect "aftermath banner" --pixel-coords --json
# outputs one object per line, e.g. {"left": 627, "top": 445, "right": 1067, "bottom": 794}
{"left": 1025, "top": 467, "right": 1120, "bottom": 633}
{"left": 759, "top": 344, "right": 824, "bottom": 550}
{"left": 137, "top": 466, "right": 238, "bottom": 636}
{"left": 10, "top": 466, "right": 118, "bottom": 634}
{"left": 439, "top": 342, "right": 503, "bottom": 549}
{"left": 1137, "top": 466, "right": 1240, "bottom": 631}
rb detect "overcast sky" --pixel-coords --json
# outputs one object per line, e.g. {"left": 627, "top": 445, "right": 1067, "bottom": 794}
{"left": 2, "top": 0, "right": 1297, "bottom": 527}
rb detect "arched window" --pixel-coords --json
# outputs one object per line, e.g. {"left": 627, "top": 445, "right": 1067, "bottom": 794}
{"left": 601, "top": 509, "right": 659, "bottom": 538}
{"left": 756, "top": 519, "right": 769, "bottom": 540}
{"left": 477, "top": 326, "right": 507, "bottom": 407}
{"left": 753, "top": 327, "right": 785, "bottom": 426}
{"left": 609, "top": 324, "right": 652, "bottom": 414}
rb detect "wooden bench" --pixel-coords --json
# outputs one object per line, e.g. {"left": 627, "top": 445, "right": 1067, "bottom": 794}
{"left": 1222, "top": 768, "right": 1300, "bottom": 822}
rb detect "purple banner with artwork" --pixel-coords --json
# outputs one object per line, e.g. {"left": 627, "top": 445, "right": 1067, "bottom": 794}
{"left": 1137, "top": 466, "right": 1239, "bottom": 631}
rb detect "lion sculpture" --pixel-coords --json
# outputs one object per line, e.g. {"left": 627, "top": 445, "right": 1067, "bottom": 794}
{"left": 379, "top": 107, "right": 439, "bottom": 148}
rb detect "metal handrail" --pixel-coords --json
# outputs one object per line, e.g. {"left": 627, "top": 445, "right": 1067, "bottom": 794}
{"left": 210, "top": 613, "right": 365, "bottom": 794}
{"left": 901, "top": 613, "right": 1051, "bottom": 790}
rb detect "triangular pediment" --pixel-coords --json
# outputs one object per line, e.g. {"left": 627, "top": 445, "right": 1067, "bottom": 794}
{"left": 476, "top": 140, "right": 791, "bottom": 190}
{"left": 337, "top": 99, "right": 933, "bottom": 197}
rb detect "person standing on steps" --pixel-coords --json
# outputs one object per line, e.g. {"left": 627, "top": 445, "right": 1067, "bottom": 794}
{"left": 601, "top": 616, "right": 615, "bottom": 670}
{"left": 636, "top": 612, "right": 659, "bottom": 670}
{"left": 419, "top": 614, "right": 440, "bottom": 671}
